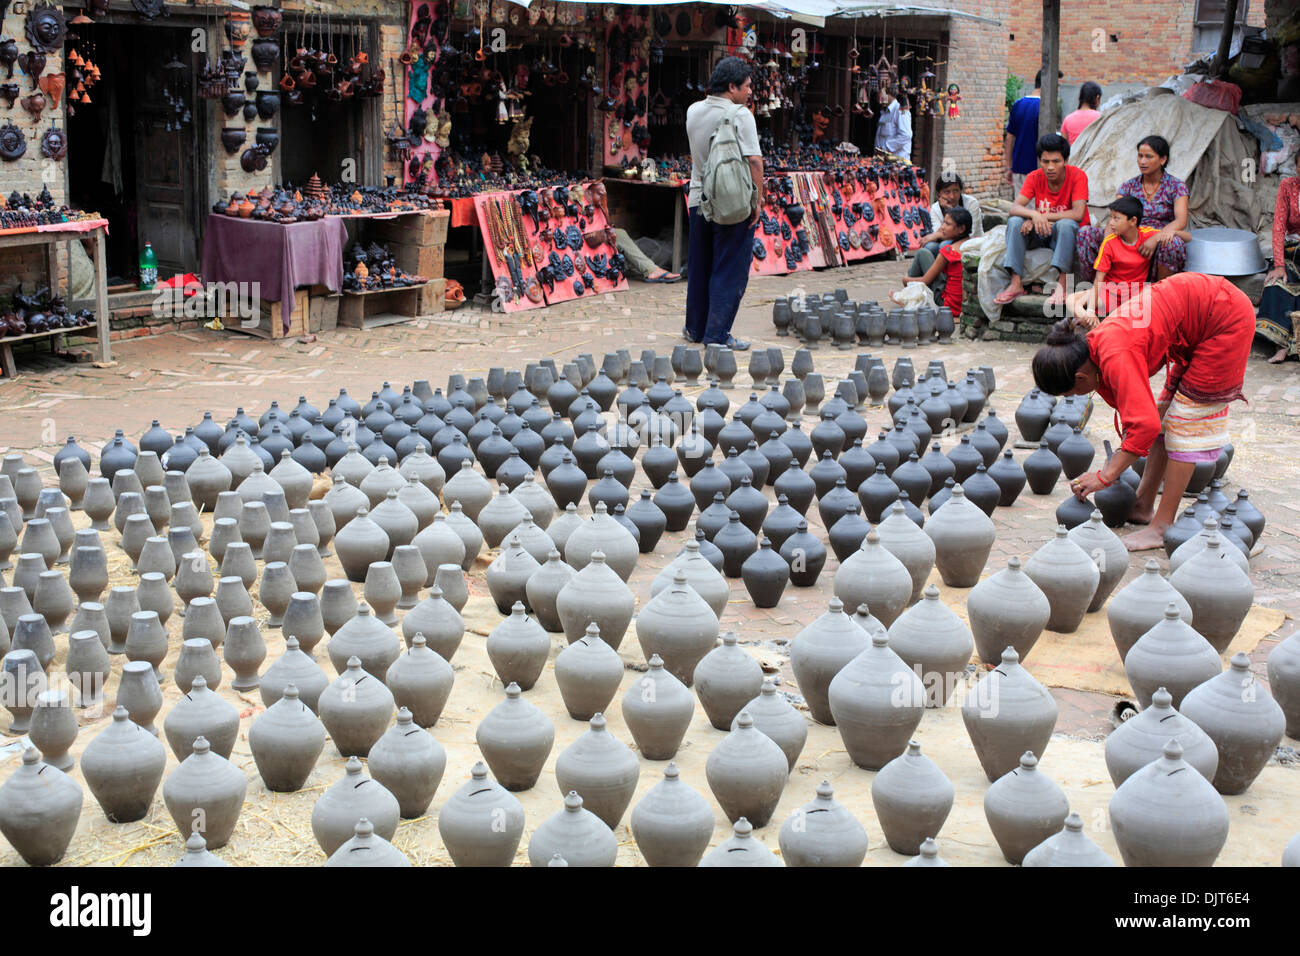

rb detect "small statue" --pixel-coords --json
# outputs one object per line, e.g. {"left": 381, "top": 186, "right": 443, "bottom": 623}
{"left": 946, "top": 83, "right": 961, "bottom": 120}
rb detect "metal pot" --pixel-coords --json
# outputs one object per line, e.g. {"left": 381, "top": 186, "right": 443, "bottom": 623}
{"left": 1184, "top": 227, "right": 1266, "bottom": 277}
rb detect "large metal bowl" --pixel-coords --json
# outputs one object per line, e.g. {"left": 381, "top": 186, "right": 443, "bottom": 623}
{"left": 1184, "top": 227, "right": 1267, "bottom": 276}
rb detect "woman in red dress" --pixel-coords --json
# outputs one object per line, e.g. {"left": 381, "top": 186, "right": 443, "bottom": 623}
{"left": 1032, "top": 271, "right": 1255, "bottom": 551}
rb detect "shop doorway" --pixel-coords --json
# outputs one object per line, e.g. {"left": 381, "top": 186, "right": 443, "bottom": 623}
{"left": 66, "top": 22, "right": 207, "bottom": 281}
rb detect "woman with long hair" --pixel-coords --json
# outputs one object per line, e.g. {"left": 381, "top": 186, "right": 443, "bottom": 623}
{"left": 1032, "top": 271, "right": 1254, "bottom": 550}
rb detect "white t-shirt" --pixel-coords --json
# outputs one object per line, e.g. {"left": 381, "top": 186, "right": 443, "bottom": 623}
{"left": 929, "top": 193, "right": 984, "bottom": 237}
{"left": 686, "top": 95, "right": 762, "bottom": 209}
{"left": 875, "top": 99, "right": 913, "bottom": 157}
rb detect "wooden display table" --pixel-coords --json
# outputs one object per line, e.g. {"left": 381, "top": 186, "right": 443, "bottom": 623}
{"left": 0, "top": 221, "right": 111, "bottom": 378}
{"left": 337, "top": 282, "right": 429, "bottom": 329}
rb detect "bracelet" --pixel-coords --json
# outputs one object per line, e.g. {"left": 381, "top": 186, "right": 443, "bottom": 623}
{"left": 1095, "top": 470, "right": 1113, "bottom": 488}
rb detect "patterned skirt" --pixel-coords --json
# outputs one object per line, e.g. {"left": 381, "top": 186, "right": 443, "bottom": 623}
{"left": 1075, "top": 226, "right": 1186, "bottom": 283}
{"left": 1155, "top": 395, "right": 1230, "bottom": 463}
{"left": 1255, "top": 241, "right": 1300, "bottom": 355}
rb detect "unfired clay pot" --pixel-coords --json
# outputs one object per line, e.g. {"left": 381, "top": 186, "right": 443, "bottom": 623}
{"left": 1023, "top": 526, "right": 1099, "bottom": 633}
{"left": 367, "top": 707, "right": 446, "bottom": 818}
{"left": 693, "top": 632, "right": 764, "bottom": 730}
{"left": 1179, "top": 652, "right": 1285, "bottom": 795}
{"left": 634, "top": 569, "right": 720, "bottom": 686}
{"left": 474, "top": 682, "right": 554, "bottom": 791}
{"left": 311, "top": 756, "right": 400, "bottom": 856}
{"left": 833, "top": 531, "right": 912, "bottom": 630}
{"left": 318, "top": 656, "right": 395, "bottom": 757}
{"left": 1108, "top": 739, "right": 1229, "bottom": 866}
{"left": 649, "top": 539, "right": 729, "bottom": 618}
{"left": 555, "top": 551, "right": 635, "bottom": 649}
{"left": 734, "top": 679, "right": 807, "bottom": 772}
{"left": 261, "top": 635, "right": 329, "bottom": 712}
{"left": 161, "top": 736, "right": 247, "bottom": 849}
{"left": 630, "top": 762, "right": 715, "bottom": 867}
{"left": 1266, "top": 631, "right": 1300, "bottom": 739}
{"left": 705, "top": 711, "right": 789, "bottom": 827}
{"left": 982, "top": 751, "right": 1069, "bottom": 865}
{"left": 1169, "top": 538, "right": 1253, "bottom": 654}
{"left": 486, "top": 602, "right": 551, "bottom": 691}
{"left": 325, "top": 818, "right": 412, "bottom": 868}
{"left": 828, "top": 633, "right": 925, "bottom": 770}
{"left": 80, "top": 705, "right": 166, "bottom": 822}
{"left": 699, "top": 817, "right": 782, "bottom": 867}
{"left": 1067, "top": 511, "right": 1128, "bottom": 612}
{"left": 400, "top": 586, "right": 464, "bottom": 661}
{"left": 163, "top": 675, "right": 240, "bottom": 761}
{"left": 437, "top": 762, "right": 526, "bottom": 866}
{"left": 621, "top": 655, "right": 695, "bottom": 761}
{"left": 554, "top": 624, "right": 624, "bottom": 721}
{"left": 777, "top": 780, "right": 869, "bottom": 867}
{"left": 886, "top": 585, "right": 974, "bottom": 708}
{"left": 789, "top": 597, "right": 869, "bottom": 725}
{"left": 0, "top": 747, "right": 83, "bottom": 866}
{"left": 249, "top": 683, "right": 326, "bottom": 792}
{"left": 1124, "top": 603, "right": 1221, "bottom": 709}
{"left": 1022, "top": 813, "right": 1116, "bottom": 867}
{"left": 1106, "top": 559, "right": 1192, "bottom": 661}
{"left": 923, "top": 485, "right": 996, "bottom": 587}
{"left": 875, "top": 501, "right": 936, "bottom": 604}
{"left": 525, "top": 550, "right": 575, "bottom": 632}
{"left": 961, "top": 646, "right": 1059, "bottom": 781}
{"left": 1104, "top": 686, "right": 1218, "bottom": 787}
{"left": 966, "top": 557, "right": 1051, "bottom": 665}
{"left": 526, "top": 791, "right": 617, "bottom": 867}
{"left": 871, "top": 741, "right": 954, "bottom": 855}
{"left": 554, "top": 712, "right": 640, "bottom": 829}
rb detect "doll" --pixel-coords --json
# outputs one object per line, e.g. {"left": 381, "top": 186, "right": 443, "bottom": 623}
{"left": 946, "top": 83, "right": 960, "bottom": 120}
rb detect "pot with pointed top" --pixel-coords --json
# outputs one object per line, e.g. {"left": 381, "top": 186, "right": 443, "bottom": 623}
{"left": 555, "top": 624, "right": 624, "bottom": 721}
{"left": 1104, "top": 686, "right": 1218, "bottom": 786}
{"left": 1168, "top": 538, "right": 1253, "bottom": 653}
{"left": 1124, "top": 603, "right": 1222, "bottom": 709}
{"left": 887, "top": 585, "right": 974, "bottom": 708}
{"left": 1023, "top": 813, "right": 1116, "bottom": 866}
{"left": 966, "top": 556, "right": 1051, "bottom": 664}
{"left": 622, "top": 655, "right": 694, "bottom": 761}
{"left": 555, "top": 551, "right": 634, "bottom": 649}
{"left": 311, "top": 756, "right": 400, "bottom": 856}
{"left": 983, "top": 751, "right": 1069, "bottom": 864}
{"left": 528, "top": 791, "right": 617, "bottom": 867}
{"left": 368, "top": 707, "right": 446, "bottom": 818}
{"left": 871, "top": 741, "right": 954, "bottom": 854}
{"left": 694, "top": 632, "right": 764, "bottom": 730}
{"left": 1179, "top": 652, "right": 1285, "bottom": 795}
{"left": 0, "top": 747, "right": 82, "bottom": 865}
{"left": 630, "top": 762, "right": 715, "bottom": 867}
{"left": 706, "top": 711, "right": 788, "bottom": 827}
{"left": 318, "top": 656, "right": 395, "bottom": 757}
{"left": 487, "top": 602, "right": 550, "bottom": 690}
{"left": 777, "top": 779, "right": 869, "bottom": 866}
{"left": 1107, "top": 560, "right": 1192, "bottom": 660}
{"left": 1024, "top": 525, "right": 1099, "bottom": 633}
{"left": 1108, "top": 739, "right": 1229, "bottom": 866}
{"left": 163, "top": 675, "right": 240, "bottom": 761}
{"left": 828, "top": 633, "right": 926, "bottom": 770}
{"left": 437, "top": 762, "right": 526, "bottom": 866}
{"left": 81, "top": 705, "right": 166, "bottom": 822}
{"left": 789, "top": 597, "right": 869, "bottom": 725}
{"left": 833, "top": 530, "right": 913, "bottom": 628}
{"left": 1067, "top": 511, "right": 1128, "bottom": 612}
{"left": 161, "top": 736, "right": 247, "bottom": 849}
{"left": 554, "top": 712, "right": 640, "bottom": 829}
{"left": 962, "top": 646, "right": 1059, "bottom": 781}
{"left": 475, "top": 681, "right": 554, "bottom": 791}
{"left": 635, "top": 569, "right": 719, "bottom": 686}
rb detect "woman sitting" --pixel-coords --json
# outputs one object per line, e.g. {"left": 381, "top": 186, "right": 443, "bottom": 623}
{"left": 900, "top": 206, "right": 973, "bottom": 316}
{"left": 1075, "top": 135, "right": 1189, "bottom": 283}
{"left": 1257, "top": 172, "right": 1300, "bottom": 363}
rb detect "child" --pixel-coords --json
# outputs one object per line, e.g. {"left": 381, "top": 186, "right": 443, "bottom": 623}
{"left": 1068, "top": 196, "right": 1156, "bottom": 322}
{"left": 902, "top": 206, "right": 972, "bottom": 315}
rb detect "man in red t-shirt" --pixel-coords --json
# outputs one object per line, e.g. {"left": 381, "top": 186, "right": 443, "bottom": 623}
{"left": 995, "top": 133, "right": 1090, "bottom": 309}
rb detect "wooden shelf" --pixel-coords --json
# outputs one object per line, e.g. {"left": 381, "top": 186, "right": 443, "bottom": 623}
{"left": 337, "top": 284, "right": 425, "bottom": 329}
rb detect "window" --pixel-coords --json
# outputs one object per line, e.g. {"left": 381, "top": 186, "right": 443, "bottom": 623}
{"left": 1192, "top": 0, "right": 1251, "bottom": 52}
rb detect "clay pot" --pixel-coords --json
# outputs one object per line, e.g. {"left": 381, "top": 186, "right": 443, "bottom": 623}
{"left": 437, "top": 762, "right": 526, "bottom": 867}
{"left": 368, "top": 707, "right": 446, "bottom": 818}
{"left": 1267, "top": 632, "right": 1300, "bottom": 739}
{"left": 327, "top": 602, "right": 400, "bottom": 679}
{"left": 554, "top": 624, "right": 624, "bottom": 721}
{"left": 983, "top": 751, "right": 1069, "bottom": 865}
{"left": 486, "top": 602, "right": 550, "bottom": 690}
{"left": 555, "top": 551, "right": 634, "bottom": 649}
{"left": 1022, "top": 442, "right": 1061, "bottom": 495}
{"left": 886, "top": 585, "right": 974, "bottom": 708}
{"left": 966, "top": 557, "right": 1051, "bottom": 665}
{"left": 903, "top": 837, "right": 951, "bottom": 867}
{"left": 834, "top": 533, "right": 911, "bottom": 634}
{"left": 1180, "top": 652, "right": 1285, "bottom": 795}
{"left": 554, "top": 712, "right": 640, "bottom": 830}
{"left": 1107, "top": 559, "right": 1192, "bottom": 661}
{"left": 649, "top": 539, "right": 729, "bottom": 618}
{"left": 318, "top": 656, "right": 395, "bottom": 757}
{"left": 634, "top": 569, "right": 720, "bottom": 686}
{"left": 827, "top": 633, "right": 925, "bottom": 770}
{"left": 334, "top": 509, "right": 390, "bottom": 583}
{"left": 412, "top": 515, "right": 467, "bottom": 584}
{"left": 400, "top": 583, "right": 464, "bottom": 662}
{"left": 223, "top": 615, "right": 266, "bottom": 691}
{"left": 875, "top": 502, "right": 936, "bottom": 605}
{"left": 705, "top": 708, "right": 789, "bottom": 829}
{"left": 29, "top": 689, "right": 77, "bottom": 772}
{"left": 162, "top": 736, "right": 247, "bottom": 848}
{"left": 924, "top": 486, "right": 995, "bottom": 587}
{"left": 962, "top": 646, "right": 1059, "bottom": 781}
{"left": 1023, "top": 526, "right": 1099, "bottom": 633}
{"left": 694, "top": 632, "right": 764, "bottom": 731}
{"left": 1023, "top": 813, "right": 1116, "bottom": 867}
{"left": 249, "top": 683, "right": 326, "bottom": 792}
{"left": 621, "top": 654, "right": 695, "bottom": 761}
{"left": 475, "top": 682, "right": 554, "bottom": 791}
{"left": 789, "top": 597, "right": 869, "bottom": 725}
{"left": 1067, "top": 511, "right": 1128, "bottom": 612}
{"left": 630, "top": 762, "right": 715, "bottom": 867}
{"left": 524, "top": 550, "right": 574, "bottom": 632}
{"left": 174, "top": 637, "right": 222, "bottom": 694}
{"left": 871, "top": 741, "right": 954, "bottom": 855}
{"left": 527, "top": 791, "right": 617, "bottom": 867}
{"left": 1124, "top": 603, "right": 1222, "bottom": 709}
{"left": 311, "top": 756, "right": 400, "bottom": 857}
{"left": 777, "top": 780, "right": 869, "bottom": 867}
{"left": 699, "top": 817, "right": 782, "bottom": 867}
{"left": 80, "top": 705, "right": 167, "bottom": 822}
{"left": 163, "top": 675, "right": 240, "bottom": 762}
{"left": 1108, "top": 740, "right": 1229, "bottom": 866}
{"left": 325, "top": 818, "right": 410, "bottom": 867}
{"left": 1169, "top": 538, "right": 1253, "bottom": 654}
{"left": 1104, "top": 686, "right": 1218, "bottom": 787}
{"left": 564, "top": 505, "right": 638, "bottom": 581}
{"left": 485, "top": 535, "right": 540, "bottom": 615}
{"left": 0, "top": 747, "right": 82, "bottom": 865}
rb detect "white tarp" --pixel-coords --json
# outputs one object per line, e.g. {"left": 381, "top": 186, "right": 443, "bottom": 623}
{"left": 1068, "top": 90, "right": 1267, "bottom": 236}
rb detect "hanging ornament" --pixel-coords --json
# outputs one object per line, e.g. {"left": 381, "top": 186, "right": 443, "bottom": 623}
{"left": 25, "top": 1, "right": 68, "bottom": 54}
{"left": 40, "top": 125, "right": 67, "bottom": 160}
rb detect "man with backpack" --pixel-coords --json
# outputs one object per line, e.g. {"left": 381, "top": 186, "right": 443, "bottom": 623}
{"left": 684, "top": 56, "right": 763, "bottom": 350}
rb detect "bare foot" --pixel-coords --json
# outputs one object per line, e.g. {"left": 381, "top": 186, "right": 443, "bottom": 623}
{"left": 994, "top": 278, "right": 1025, "bottom": 306}
{"left": 1046, "top": 284, "right": 1067, "bottom": 307}
{"left": 1122, "top": 525, "right": 1168, "bottom": 551}
{"left": 1128, "top": 504, "right": 1155, "bottom": 526}
{"left": 1268, "top": 347, "right": 1289, "bottom": 364}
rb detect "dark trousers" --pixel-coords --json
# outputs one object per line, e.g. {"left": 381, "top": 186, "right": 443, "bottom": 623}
{"left": 685, "top": 207, "right": 755, "bottom": 344}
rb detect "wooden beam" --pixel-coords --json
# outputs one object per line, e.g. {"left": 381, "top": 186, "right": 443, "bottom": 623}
{"left": 1039, "top": 0, "right": 1061, "bottom": 140}
{"left": 1216, "top": 0, "right": 1242, "bottom": 78}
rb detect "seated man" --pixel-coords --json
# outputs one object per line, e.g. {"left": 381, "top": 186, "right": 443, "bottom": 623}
{"left": 995, "top": 133, "right": 1089, "bottom": 308}
{"left": 614, "top": 227, "right": 681, "bottom": 283}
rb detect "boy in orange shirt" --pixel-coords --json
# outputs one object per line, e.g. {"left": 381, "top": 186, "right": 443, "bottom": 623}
{"left": 1068, "top": 197, "right": 1157, "bottom": 320}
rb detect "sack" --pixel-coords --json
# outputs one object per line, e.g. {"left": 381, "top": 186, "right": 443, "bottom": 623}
{"left": 700, "top": 104, "right": 756, "bottom": 225}
{"left": 1181, "top": 78, "right": 1241, "bottom": 115}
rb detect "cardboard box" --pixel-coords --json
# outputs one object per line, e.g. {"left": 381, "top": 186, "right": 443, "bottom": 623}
{"left": 387, "top": 240, "right": 445, "bottom": 280}
{"left": 367, "top": 210, "right": 450, "bottom": 247}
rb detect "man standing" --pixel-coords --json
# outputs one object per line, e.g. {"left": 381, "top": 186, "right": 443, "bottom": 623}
{"left": 684, "top": 56, "right": 763, "bottom": 350}
{"left": 995, "top": 132, "right": 1089, "bottom": 308}
{"left": 875, "top": 90, "right": 913, "bottom": 160}
{"left": 1004, "top": 70, "right": 1060, "bottom": 193}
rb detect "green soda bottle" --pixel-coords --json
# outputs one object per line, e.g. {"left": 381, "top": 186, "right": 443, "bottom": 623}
{"left": 139, "top": 242, "right": 158, "bottom": 291}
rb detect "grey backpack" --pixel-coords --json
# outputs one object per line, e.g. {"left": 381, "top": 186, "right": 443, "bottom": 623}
{"left": 700, "top": 104, "right": 756, "bottom": 225}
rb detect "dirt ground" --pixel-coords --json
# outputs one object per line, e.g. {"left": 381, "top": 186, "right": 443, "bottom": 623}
{"left": 0, "top": 259, "right": 1296, "bottom": 866}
